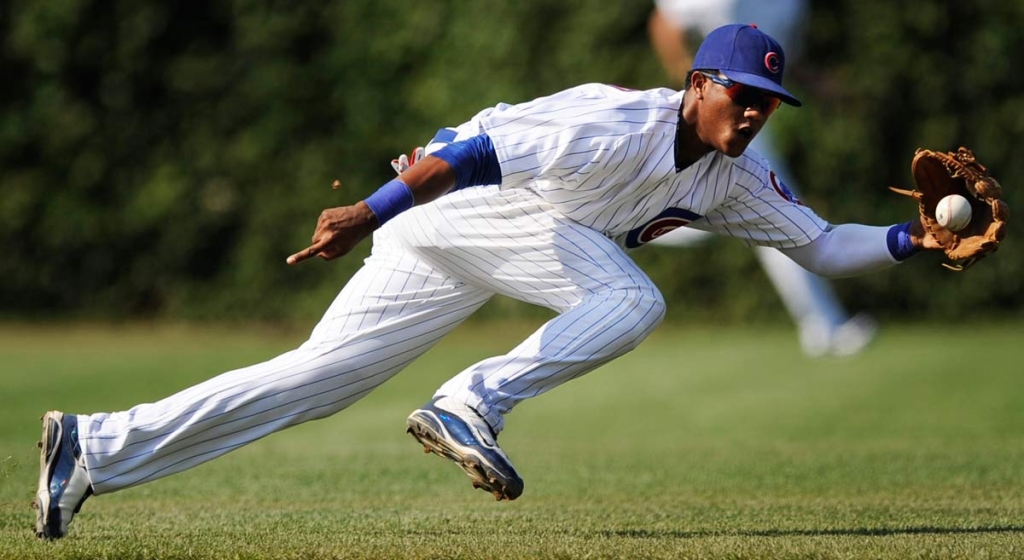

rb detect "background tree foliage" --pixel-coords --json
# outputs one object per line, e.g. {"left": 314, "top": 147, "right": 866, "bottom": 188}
{"left": 1, "top": 0, "right": 1021, "bottom": 322}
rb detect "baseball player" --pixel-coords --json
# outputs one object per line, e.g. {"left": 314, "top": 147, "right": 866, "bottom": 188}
{"left": 36, "top": 24, "right": 943, "bottom": 539}
{"left": 648, "top": 0, "right": 876, "bottom": 357}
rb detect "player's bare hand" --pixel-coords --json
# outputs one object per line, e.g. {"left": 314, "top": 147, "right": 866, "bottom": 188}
{"left": 286, "top": 202, "right": 378, "bottom": 265}
{"left": 909, "top": 216, "right": 944, "bottom": 251}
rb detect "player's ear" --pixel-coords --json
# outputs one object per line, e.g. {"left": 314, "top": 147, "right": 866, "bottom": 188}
{"left": 690, "top": 71, "right": 706, "bottom": 99}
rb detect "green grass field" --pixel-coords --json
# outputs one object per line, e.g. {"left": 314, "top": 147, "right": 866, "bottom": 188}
{"left": 1, "top": 321, "right": 1023, "bottom": 559}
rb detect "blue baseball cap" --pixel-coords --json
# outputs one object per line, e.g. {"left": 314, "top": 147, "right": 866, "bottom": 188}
{"left": 692, "top": 24, "right": 802, "bottom": 107}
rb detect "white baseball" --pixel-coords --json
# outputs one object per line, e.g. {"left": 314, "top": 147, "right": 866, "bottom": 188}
{"left": 935, "top": 194, "right": 972, "bottom": 231}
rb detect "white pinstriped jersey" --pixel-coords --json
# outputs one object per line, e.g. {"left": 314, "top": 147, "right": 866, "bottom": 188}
{"left": 440, "top": 83, "right": 827, "bottom": 250}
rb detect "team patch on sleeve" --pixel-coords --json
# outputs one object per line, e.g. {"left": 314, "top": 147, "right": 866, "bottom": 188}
{"left": 769, "top": 171, "right": 801, "bottom": 204}
{"left": 625, "top": 207, "right": 703, "bottom": 248}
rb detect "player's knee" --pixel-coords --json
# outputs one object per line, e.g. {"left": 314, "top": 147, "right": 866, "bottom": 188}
{"left": 605, "top": 286, "right": 666, "bottom": 352}
{"left": 633, "top": 288, "right": 666, "bottom": 337}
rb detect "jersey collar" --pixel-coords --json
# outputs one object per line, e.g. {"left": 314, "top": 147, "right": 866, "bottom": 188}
{"left": 674, "top": 102, "right": 686, "bottom": 172}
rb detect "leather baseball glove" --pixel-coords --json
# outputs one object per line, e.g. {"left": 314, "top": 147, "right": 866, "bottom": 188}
{"left": 890, "top": 147, "right": 1009, "bottom": 270}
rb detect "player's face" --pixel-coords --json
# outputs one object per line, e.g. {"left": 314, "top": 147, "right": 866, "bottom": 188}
{"left": 695, "top": 72, "right": 779, "bottom": 157}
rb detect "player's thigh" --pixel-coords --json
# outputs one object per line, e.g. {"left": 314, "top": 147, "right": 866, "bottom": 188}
{"left": 481, "top": 218, "right": 659, "bottom": 312}
{"left": 387, "top": 186, "right": 660, "bottom": 313}
{"left": 309, "top": 239, "right": 492, "bottom": 346}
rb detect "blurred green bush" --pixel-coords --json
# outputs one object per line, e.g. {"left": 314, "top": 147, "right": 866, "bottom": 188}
{"left": 1, "top": 0, "right": 1021, "bottom": 322}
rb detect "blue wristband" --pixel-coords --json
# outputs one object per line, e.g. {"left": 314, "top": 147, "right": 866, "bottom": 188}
{"left": 886, "top": 221, "right": 921, "bottom": 261}
{"left": 364, "top": 179, "right": 414, "bottom": 226}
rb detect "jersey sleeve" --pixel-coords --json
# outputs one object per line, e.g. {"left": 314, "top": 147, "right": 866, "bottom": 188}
{"left": 695, "top": 162, "right": 829, "bottom": 249}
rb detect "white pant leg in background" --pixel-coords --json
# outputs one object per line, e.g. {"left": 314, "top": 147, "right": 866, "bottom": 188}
{"left": 752, "top": 245, "right": 843, "bottom": 332}
{"left": 648, "top": 228, "right": 845, "bottom": 337}
{"left": 389, "top": 186, "right": 667, "bottom": 433}
{"left": 79, "top": 231, "right": 491, "bottom": 495}
{"left": 745, "top": 131, "right": 850, "bottom": 344}
{"left": 648, "top": 226, "right": 715, "bottom": 247}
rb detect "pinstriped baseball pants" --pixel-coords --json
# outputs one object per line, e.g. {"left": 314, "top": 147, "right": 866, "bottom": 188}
{"left": 79, "top": 185, "right": 666, "bottom": 494}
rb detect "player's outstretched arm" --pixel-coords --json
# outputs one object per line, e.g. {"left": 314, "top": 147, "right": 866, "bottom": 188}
{"left": 780, "top": 218, "right": 943, "bottom": 279}
{"left": 286, "top": 155, "right": 457, "bottom": 265}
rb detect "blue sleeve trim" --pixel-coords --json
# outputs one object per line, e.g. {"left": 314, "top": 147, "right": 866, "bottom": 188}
{"left": 886, "top": 221, "right": 921, "bottom": 262}
{"left": 431, "top": 134, "right": 502, "bottom": 190}
{"left": 432, "top": 128, "right": 457, "bottom": 144}
{"left": 364, "top": 179, "right": 414, "bottom": 226}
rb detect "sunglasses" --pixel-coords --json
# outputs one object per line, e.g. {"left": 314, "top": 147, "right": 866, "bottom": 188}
{"left": 700, "top": 72, "right": 782, "bottom": 116}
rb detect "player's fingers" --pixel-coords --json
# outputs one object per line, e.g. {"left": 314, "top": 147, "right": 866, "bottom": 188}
{"left": 286, "top": 241, "right": 327, "bottom": 266}
{"left": 318, "top": 237, "right": 355, "bottom": 260}
{"left": 318, "top": 248, "right": 341, "bottom": 261}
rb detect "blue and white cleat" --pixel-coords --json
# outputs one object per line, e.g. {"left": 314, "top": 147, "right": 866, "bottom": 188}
{"left": 406, "top": 397, "right": 524, "bottom": 501}
{"left": 34, "top": 411, "right": 93, "bottom": 539}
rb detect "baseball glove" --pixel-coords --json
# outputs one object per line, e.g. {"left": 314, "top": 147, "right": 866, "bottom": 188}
{"left": 889, "top": 147, "right": 1009, "bottom": 271}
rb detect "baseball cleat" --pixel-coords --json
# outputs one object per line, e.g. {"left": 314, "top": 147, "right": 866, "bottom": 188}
{"left": 35, "top": 411, "right": 93, "bottom": 539}
{"left": 829, "top": 313, "right": 877, "bottom": 357}
{"left": 800, "top": 313, "right": 877, "bottom": 358}
{"left": 406, "top": 397, "right": 524, "bottom": 501}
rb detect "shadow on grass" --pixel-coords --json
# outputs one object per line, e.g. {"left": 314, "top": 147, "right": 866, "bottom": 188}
{"left": 604, "top": 526, "right": 1024, "bottom": 539}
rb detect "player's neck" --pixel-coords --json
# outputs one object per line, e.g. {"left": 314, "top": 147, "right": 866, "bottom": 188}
{"left": 675, "top": 95, "right": 714, "bottom": 171}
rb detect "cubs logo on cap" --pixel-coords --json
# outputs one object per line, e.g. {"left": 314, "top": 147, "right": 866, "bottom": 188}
{"left": 692, "top": 24, "right": 802, "bottom": 107}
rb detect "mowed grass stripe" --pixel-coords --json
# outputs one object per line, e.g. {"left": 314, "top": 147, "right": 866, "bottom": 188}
{"left": 1, "top": 321, "right": 1022, "bottom": 559}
